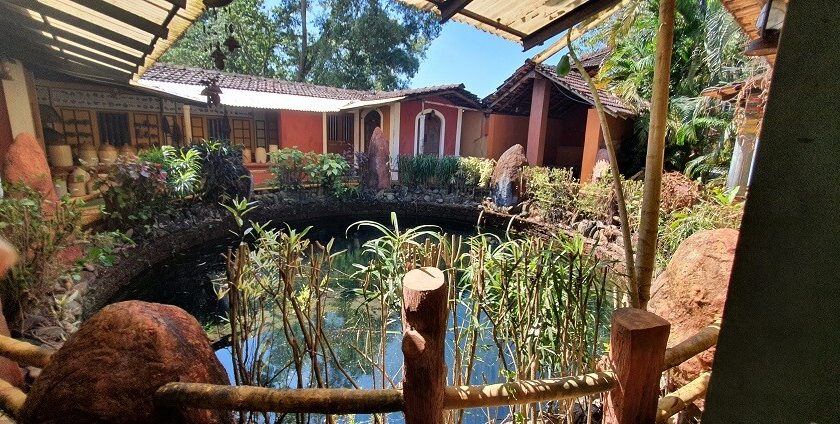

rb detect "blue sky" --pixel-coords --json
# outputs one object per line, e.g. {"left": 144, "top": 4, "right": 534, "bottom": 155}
{"left": 409, "top": 22, "right": 551, "bottom": 98}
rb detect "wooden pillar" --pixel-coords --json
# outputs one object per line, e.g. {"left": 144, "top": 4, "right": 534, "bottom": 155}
{"left": 604, "top": 308, "right": 670, "bottom": 424}
{"left": 580, "top": 107, "right": 601, "bottom": 183}
{"left": 183, "top": 105, "right": 192, "bottom": 144}
{"left": 0, "top": 82, "right": 13, "bottom": 174}
{"left": 401, "top": 267, "right": 448, "bottom": 424}
{"left": 526, "top": 76, "right": 550, "bottom": 165}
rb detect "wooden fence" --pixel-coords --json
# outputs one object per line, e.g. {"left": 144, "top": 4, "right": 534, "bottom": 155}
{"left": 0, "top": 267, "right": 719, "bottom": 423}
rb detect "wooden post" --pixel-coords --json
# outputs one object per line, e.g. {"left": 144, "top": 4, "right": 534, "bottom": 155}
{"left": 401, "top": 267, "right": 448, "bottom": 424}
{"left": 604, "top": 308, "right": 670, "bottom": 424}
{"left": 526, "top": 76, "right": 550, "bottom": 165}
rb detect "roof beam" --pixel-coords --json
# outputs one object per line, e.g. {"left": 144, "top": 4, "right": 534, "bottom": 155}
{"left": 71, "top": 0, "right": 169, "bottom": 38}
{"left": 2, "top": 0, "right": 153, "bottom": 54}
{"left": 427, "top": 0, "right": 527, "bottom": 38}
{"left": 521, "top": 0, "right": 622, "bottom": 50}
{"left": 438, "top": 0, "right": 473, "bottom": 23}
{"left": 164, "top": 0, "right": 187, "bottom": 8}
{"left": 0, "top": 12, "right": 142, "bottom": 65}
{"left": 2, "top": 31, "right": 137, "bottom": 75}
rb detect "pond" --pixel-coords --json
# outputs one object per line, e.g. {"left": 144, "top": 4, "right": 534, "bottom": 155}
{"left": 111, "top": 213, "right": 514, "bottom": 424}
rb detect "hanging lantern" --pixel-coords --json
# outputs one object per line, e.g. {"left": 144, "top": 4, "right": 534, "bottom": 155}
{"left": 211, "top": 43, "right": 226, "bottom": 70}
{"left": 224, "top": 35, "right": 241, "bottom": 53}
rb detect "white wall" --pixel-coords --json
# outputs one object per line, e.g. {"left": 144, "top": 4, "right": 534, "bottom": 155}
{"left": 1, "top": 61, "right": 37, "bottom": 139}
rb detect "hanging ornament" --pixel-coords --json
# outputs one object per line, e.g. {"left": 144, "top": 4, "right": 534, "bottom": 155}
{"left": 200, "top": 77, "right": 223, "bottom": 107}
{"left": 211, "top": 43, "right": 226, "bottom": 70}
{"left": 224, "top": 24, "right": 241, "bottom": 53}
{"left": 203, "top": 0, "right": 234, "bottom": 8}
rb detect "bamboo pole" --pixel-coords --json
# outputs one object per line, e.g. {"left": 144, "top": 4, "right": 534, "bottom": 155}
{"left": 655, "top": 372, "right": 711, "bottom": 423}
{"left": 635, "top": 0, "right": 677, "bottom": 310}
{"left": 155, "top": 384, "right": 404, "bottom": 414}
{"left": 443, "top": 372, "right": 616, "bottom": 410}
{"left": 663, "top": 320, "right": 721, "bottom": 371}
{"left": 401, "top": 267, "right": 448, "bottom": 424}
{"left": 0, "top": 378, "right": 25, "bottom": 419}
{"left": 0, "top": 334, "right": 54, "bottom": 369}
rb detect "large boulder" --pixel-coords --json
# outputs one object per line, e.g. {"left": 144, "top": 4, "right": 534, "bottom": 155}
{"left": 650, "top": 228, "right": 739, "bottom": 388}
{"left": 20, "top": 301, "right": 233, "bottom": 424}
{"left": 367, "top": 127, "right": 391, "bottom": 191}
{"left": 490, "top": 144, "right": 528, "bottom": 207}
{"left": 2, "top": 133, "right": 58, "bottom": 213}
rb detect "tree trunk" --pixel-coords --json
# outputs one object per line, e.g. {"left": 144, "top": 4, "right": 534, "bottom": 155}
{"left": 297, "top": 0, "right": 308, "bottom": 82}
{"left": 635, "top": 0, "right": 676, "bottom": 310}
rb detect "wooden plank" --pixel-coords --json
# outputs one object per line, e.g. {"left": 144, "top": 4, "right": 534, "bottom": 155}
{"left": 438, "top": 0, "right": 473, "bottom": 23}
{"left": 401, "top": 267, "right": 448, "bottom": 424}
{"left": 522, "top": 0, "right": 622, "bottom": 50}
{"left": 71, "top": 0, "right": 169, "bottom": 38}
{"left": 2, "top": 0, "right": 153, "bottom": 54}
{"left": 603, "top": 308, "right": 670, "bottom": 424}
{"left": 0, "top": 12, "right": 141, "bottom": 65}
{"left": 526, "top": 76, "right": 550, "bottom": 165}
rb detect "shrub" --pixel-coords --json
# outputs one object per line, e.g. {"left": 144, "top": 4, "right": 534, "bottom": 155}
{"left": 161, "top": 145, "right": 202, "bottom": 198}
{"left": 99, "top": 158, "right": 169, "bottom": 228}
{"left": 305, "top": 153, "right": 350, "bottom": 198}
{"left": 457, "top": 157, "right": 495, "bottom": 191}
{"left": 0, "top": 184, "right": 82, "bottom": 319}
{"left": 525, "top": 167, "right": 579, "bottom": 222}
{"left": 270, "top": 147, "right": 309, "bottom": 191}
{"left": 193, "top": 141, "right": 251, "bottom": 202}
{"left": 397, "top": 155, "right": 467, "bottom": 190}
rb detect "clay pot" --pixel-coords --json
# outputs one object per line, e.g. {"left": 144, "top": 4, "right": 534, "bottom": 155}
{"left": 78, "top": 144, "right": 99, "bottom": 167}
{"left": 67, "top": 182, "right": 86, "bottom": 197}
{"left": 46, "top": 144, "right": 73, "bottom": 168}
{"left": 54, "top": 178, "right": 68, "bottom": 198}
{"left": 242, "top": 148, "right": 252, "bottom": 164}
{"left": 119, "top": 144, "right": 138, "bottom": 159}
{"left": 98, "top": 144, "right": 118, "bottom": 165}
{"left": 255, "top": 147, "right": 267, "bottom": 164}
{"left": 69, "top": 167, "right": 91, "bottom": 184}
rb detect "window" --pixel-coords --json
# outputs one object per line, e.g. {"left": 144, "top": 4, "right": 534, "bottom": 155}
{"left": 190, "top": 116, "right": 205, "bottom": 142}
{"left": 231, "top": 119, "right": 253, "bottom": 148}
{"left": 327, "top": 113, "right": 354, "bottom": 155}
{"left": 132, "top": 113, "right": 160, "bottom": 147}
{"left": 255, "top": 120, "right": 266, "bottom": 148}
{"left": 207, "top": 118, "right": 229, "bottom": 141}
{"left": 97, "top": 112, "right": 129, "bottom": 147}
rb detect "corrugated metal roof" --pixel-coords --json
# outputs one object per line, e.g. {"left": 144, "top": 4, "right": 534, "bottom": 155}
{"left": 0, "top": 0, "right": 205, "bottom": 84}
{"left": 399, "top": 0, "right": 622, "bottom": 50}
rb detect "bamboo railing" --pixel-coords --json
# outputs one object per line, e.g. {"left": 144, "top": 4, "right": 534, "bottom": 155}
{"left": 0, "top": 269, "right": 722, "bottom": 423}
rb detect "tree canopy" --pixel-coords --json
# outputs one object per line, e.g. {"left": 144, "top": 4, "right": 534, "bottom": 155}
{"left": 587, "top": 0, "right": 766, "bottom": 176}
{"left": 161, "top": 0, "right": 441, "bottom": 91}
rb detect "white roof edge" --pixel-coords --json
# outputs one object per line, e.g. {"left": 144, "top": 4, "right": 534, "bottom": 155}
{"left": 340, "top": 96, "right": 406, "bottom": 111}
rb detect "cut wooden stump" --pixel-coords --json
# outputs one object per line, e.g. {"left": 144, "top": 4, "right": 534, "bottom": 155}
{"left": 401, "top": 267, "right": 448, "bottom": 424}
{"left": 604, "top": 308, "right": 670, "bottom": 424}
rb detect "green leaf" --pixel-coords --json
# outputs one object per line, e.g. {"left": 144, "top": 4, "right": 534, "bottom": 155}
{"left": 556, "top": 54, "right": 571, "bottom": 77}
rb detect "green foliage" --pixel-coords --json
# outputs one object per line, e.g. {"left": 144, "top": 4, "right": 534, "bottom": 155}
{"left": 397, "top": 155, "right": 470, "bottom": 190}
{"left": 304, "top": 153, "right": 351, "bottom": 198}
{"left": 456, "top": 156, "right": 496, "bottom": 191}
{"left": 163, "top": 0, "right": 441, "bottom": 90}
{"left": 657, "top": 185, "right": 743, "bottom": 267}
{"left": 193, "top": 140, "right": 251, "bottom": 202}
{"left": 0, "top": 184, "right": 82, "bottom": 319}
{"left": 269, "top": 147, "right": 352, "bottom": 198}
{"left": 161, "top": 145, "right": 202, "bottom": 198}
{"left": 525, "top": 167, "right": 579, "bottom": 222}
{"left": 100, "top": 158, "right": 170, "bottom": 228}
{"left": 593, "top": 0, "right": 760, "bottom": 174}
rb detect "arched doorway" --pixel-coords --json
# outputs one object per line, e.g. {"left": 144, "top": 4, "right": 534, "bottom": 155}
{"left": 363, "top": 109, "right": 382, "bottom": 151}
{"left": 415, "top": 109, "right": 445, "bottom": 156}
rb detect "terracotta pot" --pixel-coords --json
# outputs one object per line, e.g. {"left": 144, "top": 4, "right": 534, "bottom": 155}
{"left": 78, "top": 144, "right": 99, "bottom": 167}
{"left": 53, "top": 178, "right": 68, "bottom": 198}
{"left": 119, "top": 145, "right": 137, "bottom": 159}
{"left": 255, "top": 147, "right": 268, "bottom": 164}
{"left": 68, "top": 182, "right": 87, "bottom": 197}
{"left": 98, "top": 144, "right": 118, "bottom": 165}
{"left": 242, "top": 148, "right": 252, "bottom": 164}
{"left": 46, "top": 144, "right": 73, "bottom": 168}
{"left": 69, "top": 167, "right": 91, "bottom": 184}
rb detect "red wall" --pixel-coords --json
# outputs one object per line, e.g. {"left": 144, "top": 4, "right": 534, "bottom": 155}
{"left": 544, "top": 105, "right": 588, "bottom": 170}
{"left": 398, "top": 98, "right": 459, "bottom": 156}
{"left": 486, "top": 114, "right": 529, "bottom": 159}
{"left": 279, "top": 110, "right": 323, "bottom": 153}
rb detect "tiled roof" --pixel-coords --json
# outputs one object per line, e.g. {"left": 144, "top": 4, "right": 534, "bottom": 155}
{"left": 142, "top": 64, "right": 483, "bottom": 108}
{"left": 484, "top": 53, "right": 636, "bottom": 118}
